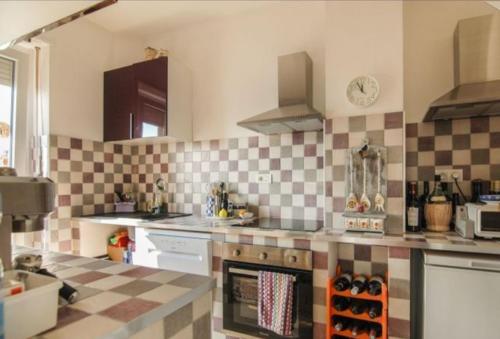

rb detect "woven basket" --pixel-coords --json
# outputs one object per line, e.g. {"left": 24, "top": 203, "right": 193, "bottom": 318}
{"left": 425, "top": 203, "right": 452, "bottom": 232}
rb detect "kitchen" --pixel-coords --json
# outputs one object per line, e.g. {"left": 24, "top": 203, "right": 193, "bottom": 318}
{"left": 0, "top": 1, "right": 499, "bottom": 339}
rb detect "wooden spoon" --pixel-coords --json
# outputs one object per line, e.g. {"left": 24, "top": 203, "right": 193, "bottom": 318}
{"left": 359, "top": 157, "right": 371, "bottom": 211}
{"left": 345, "top": 151, "right": 358, "bottom": 211}
{"left": 374, "top": 151, "right": 385, "bottom": 212}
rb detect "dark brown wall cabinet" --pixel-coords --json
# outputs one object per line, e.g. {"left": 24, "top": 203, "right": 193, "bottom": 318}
{"left": 104, "top": 57, "right": 192, "bottom": 142}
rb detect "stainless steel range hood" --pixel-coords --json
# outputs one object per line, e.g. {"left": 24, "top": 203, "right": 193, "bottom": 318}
{"left": 424, "top": 13, "right": 500, "bottom": 122}
{"left": 237, "top": 52, "right": 324, "bottom": 134}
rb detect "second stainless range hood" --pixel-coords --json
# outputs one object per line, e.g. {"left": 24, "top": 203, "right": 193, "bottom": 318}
{"left": 424, "top": 13, "right": 500, "bottom": 121}
{"left": 237, "top": 52, "right": 324, "bottom": 135}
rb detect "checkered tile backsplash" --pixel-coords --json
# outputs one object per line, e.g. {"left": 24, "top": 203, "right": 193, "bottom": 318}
{"left": 47, "top": 136, "right": 133, "bottom": 253}
{"left": 326, "top": 112, "right": 405, "bottom": 234}
{"left": 406, "top": 116, "right": 500, "bottom": 198}
{"left": 16, "top": 112, "right": 408, "bottom": 252}
{"left": 36, "top": 132, "right": 323, "bottom": 253}
{"left": 131, "top": 132, "right": 324, "bottom": 220}
{"left": 50, "top": 136, "right": 133, "bottom": 218}
{"left": 337, "top": 243, "right": 388, "bottom": 277}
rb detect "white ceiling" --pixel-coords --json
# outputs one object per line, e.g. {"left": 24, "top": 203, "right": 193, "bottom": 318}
{"left": 84, "top": 0, "right": 283, "bottom": 39}
{"left": 487, "top": 1, "right": 500, "bottom": 10}
{"left": 0, "top": 1, "right": 100, "bottom": 47}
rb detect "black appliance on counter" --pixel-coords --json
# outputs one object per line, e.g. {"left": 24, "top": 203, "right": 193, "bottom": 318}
{"left": 87, "top": 211, "right": 192, "bottom": 221}
{"left": 222, "top": 243, "right": 313, "bottom": 338}
{"left": 231, "top": 218, "right": 323, "bottom": 232}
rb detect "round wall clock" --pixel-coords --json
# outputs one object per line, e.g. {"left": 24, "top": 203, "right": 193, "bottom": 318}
{"left": 346, "top": 75, "right": 380, "bottom": 107}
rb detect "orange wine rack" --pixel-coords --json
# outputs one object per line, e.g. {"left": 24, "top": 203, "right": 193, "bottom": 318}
{"left": 326, "top": 271, "right": 388, "bottom": 339}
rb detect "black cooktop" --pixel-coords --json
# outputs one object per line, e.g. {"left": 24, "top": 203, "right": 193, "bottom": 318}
{"left": 231, "top": 218, "right": 323, "bottom": 232}
{"left": 88, "top": 212, "right": 192, "bottom": 221}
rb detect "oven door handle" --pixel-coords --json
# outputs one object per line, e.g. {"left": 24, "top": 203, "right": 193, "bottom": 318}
{"left": 228, "top": 267, "right": 296, "bottom": 281}
{"left": 148, "top": 248, "right": 203, "bottom": 262}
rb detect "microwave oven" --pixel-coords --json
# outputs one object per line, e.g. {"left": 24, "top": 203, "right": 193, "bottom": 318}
{"left": 466, "top": 203, "right": 500, "bottom": 239}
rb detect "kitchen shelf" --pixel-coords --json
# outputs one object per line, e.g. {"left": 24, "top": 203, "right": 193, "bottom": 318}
{"left": 326, "top": 267, "right": 388, "bottom": 339}
{"left": 331, "top": 307, "right": 382, "bottom": 322}
{"left": 331, "top": 288, "right": 386, "bottom": 302}
{"left": 342, "top": 212, "right": 387, "bottom": 220}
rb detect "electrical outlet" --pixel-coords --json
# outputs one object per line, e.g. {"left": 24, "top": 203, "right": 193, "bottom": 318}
{"left": 256, "top": 172, "right": 272, "bottom": 184}
{"left": 436, "top": 169, "right": 463, "bottom": 182}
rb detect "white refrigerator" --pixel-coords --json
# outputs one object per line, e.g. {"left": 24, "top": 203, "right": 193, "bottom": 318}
{"left": 424, "top": 250, "right": 500, "bottom": 339}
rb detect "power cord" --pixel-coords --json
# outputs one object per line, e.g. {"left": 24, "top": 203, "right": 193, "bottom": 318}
{"left": 452, "top": 174, "right": 468, "bottom": 203}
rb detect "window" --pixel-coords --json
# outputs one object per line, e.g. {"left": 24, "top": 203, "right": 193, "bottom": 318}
{"left": 142, "top": 122, "right": 159, "bottom": 137}
{"left": 0, "top": 56, "right": 15, "bottom": 167}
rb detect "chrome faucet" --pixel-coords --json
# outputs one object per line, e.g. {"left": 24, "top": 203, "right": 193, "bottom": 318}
{"left": 152, "top": 177, "right": 166, "bottom": 214}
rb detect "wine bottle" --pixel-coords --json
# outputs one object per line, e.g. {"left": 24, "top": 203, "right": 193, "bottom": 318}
{"left": 368, "top": 302, "right": 382, "bottom": 319}
{"left": 425, "top": 174, "right": 453, "bottom": 231}
{"left": 333, "top": 317, "right": 350, "bottom": 332}
{"left": 451, "top": 192, "right": 461, "bottom": 229}
{"left": 350, "top": 275, "right": 367, "bottom": 295}
{"left": 334, "top": 273, "right": 352, "bottom": 291}
{"left": 427, "top": 175, "right": 448, "bottom": 203}
{"left": 471, "top": 179, "right": 484, "bottom": 203}
{"left": 333, "top": 296, "right": 350, "bottom": 311}
{"left": 350, "top": 299, "right": 367, "bottom": 315}
{"left": 406, "top": 181, "right": 420, "bottom": 232}
{"left": 367, "top": 275, "right": 384, "bottom": 296}
{"left": 441, "top": 182, "right": 453, "bottom": 203}
{"left": 368, "top": 323, "right": 382, "bottom": 339}
{"left": 406, "top": 181, "right": 412, "bottom": 206}
{"left": 350, "top": 320, "right": 364, "bottom": 337}
{"left": 418, "top": 181, "right": 429, "bottom": 229}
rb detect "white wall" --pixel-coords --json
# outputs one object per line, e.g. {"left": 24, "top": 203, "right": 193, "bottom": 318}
{"left": 146, "top": 2, "right": 326, "bottom": 141}
{"left": 27, "top": 1, "right": 405, "bottom": 142}
{"left": 403, "top": 1, "right": 496, "bottom": 123}
{"left": 146, "top": 1, "right": 404, "bottom": 140}
{"left": 325, "top": 1, "right": 404, "bottom": 117}
{"left": 40, "top": 19, "right": 144, "bottom": 141}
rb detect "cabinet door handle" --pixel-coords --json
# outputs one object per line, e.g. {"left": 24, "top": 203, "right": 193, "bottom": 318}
{"left": 470, "top": 260, "right": 500, "bottom": 271}
{"left": 129, "top": 113, "right": 134, "bottom": 139}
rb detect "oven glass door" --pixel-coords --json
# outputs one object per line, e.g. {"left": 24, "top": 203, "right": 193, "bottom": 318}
{"left": 230, "top": 269, "right": 259, "bottom": 326}
{"left": 223, "top": 260, "right": 312, "bottom": 339}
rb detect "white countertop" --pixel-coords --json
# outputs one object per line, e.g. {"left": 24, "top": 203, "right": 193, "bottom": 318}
{"left": 73, "top": 215, "right": 500, "bottom": 256}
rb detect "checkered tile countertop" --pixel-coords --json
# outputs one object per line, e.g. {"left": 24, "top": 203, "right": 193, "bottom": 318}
{"left": 13, "top": 247, "right": 215, "bottom": 339}
{"left": 75, "top": 215, "right": 500, "bottom": 256}
{"left": 320, "top": 230, "right": 500, "bottom": 256}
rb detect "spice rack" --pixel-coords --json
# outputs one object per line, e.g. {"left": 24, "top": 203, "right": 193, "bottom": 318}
{"left": 326, "top": 269, "right": 388, "bottom": 339}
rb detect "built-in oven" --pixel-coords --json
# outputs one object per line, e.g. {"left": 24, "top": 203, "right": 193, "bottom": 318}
{"left": 222, "top": 243, "right": 313, "bottom": 338}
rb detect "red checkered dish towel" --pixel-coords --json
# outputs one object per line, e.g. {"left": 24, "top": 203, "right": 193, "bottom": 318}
{"left": 257, "top": 271, "right": 294, "bottom": 336}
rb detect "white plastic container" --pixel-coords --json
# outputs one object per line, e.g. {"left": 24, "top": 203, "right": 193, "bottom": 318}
{"left": 4, "top": 270, "right": 62, "bottom": 339}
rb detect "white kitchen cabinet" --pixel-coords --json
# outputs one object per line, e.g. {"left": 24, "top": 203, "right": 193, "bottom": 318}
{"left": 424, "top": 251, "right": 500, "bottom": 339}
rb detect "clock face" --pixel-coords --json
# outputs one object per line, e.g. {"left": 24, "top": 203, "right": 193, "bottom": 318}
{"left": 346, "top": 76, "right": 380, "bottom": 107}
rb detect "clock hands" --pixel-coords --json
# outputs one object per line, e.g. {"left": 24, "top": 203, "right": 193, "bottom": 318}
{"left": 356, "top": 81, "right": 365, "bottom": 94}
{"left": 347, "top": 76, "right": 379, "bottom": 107}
